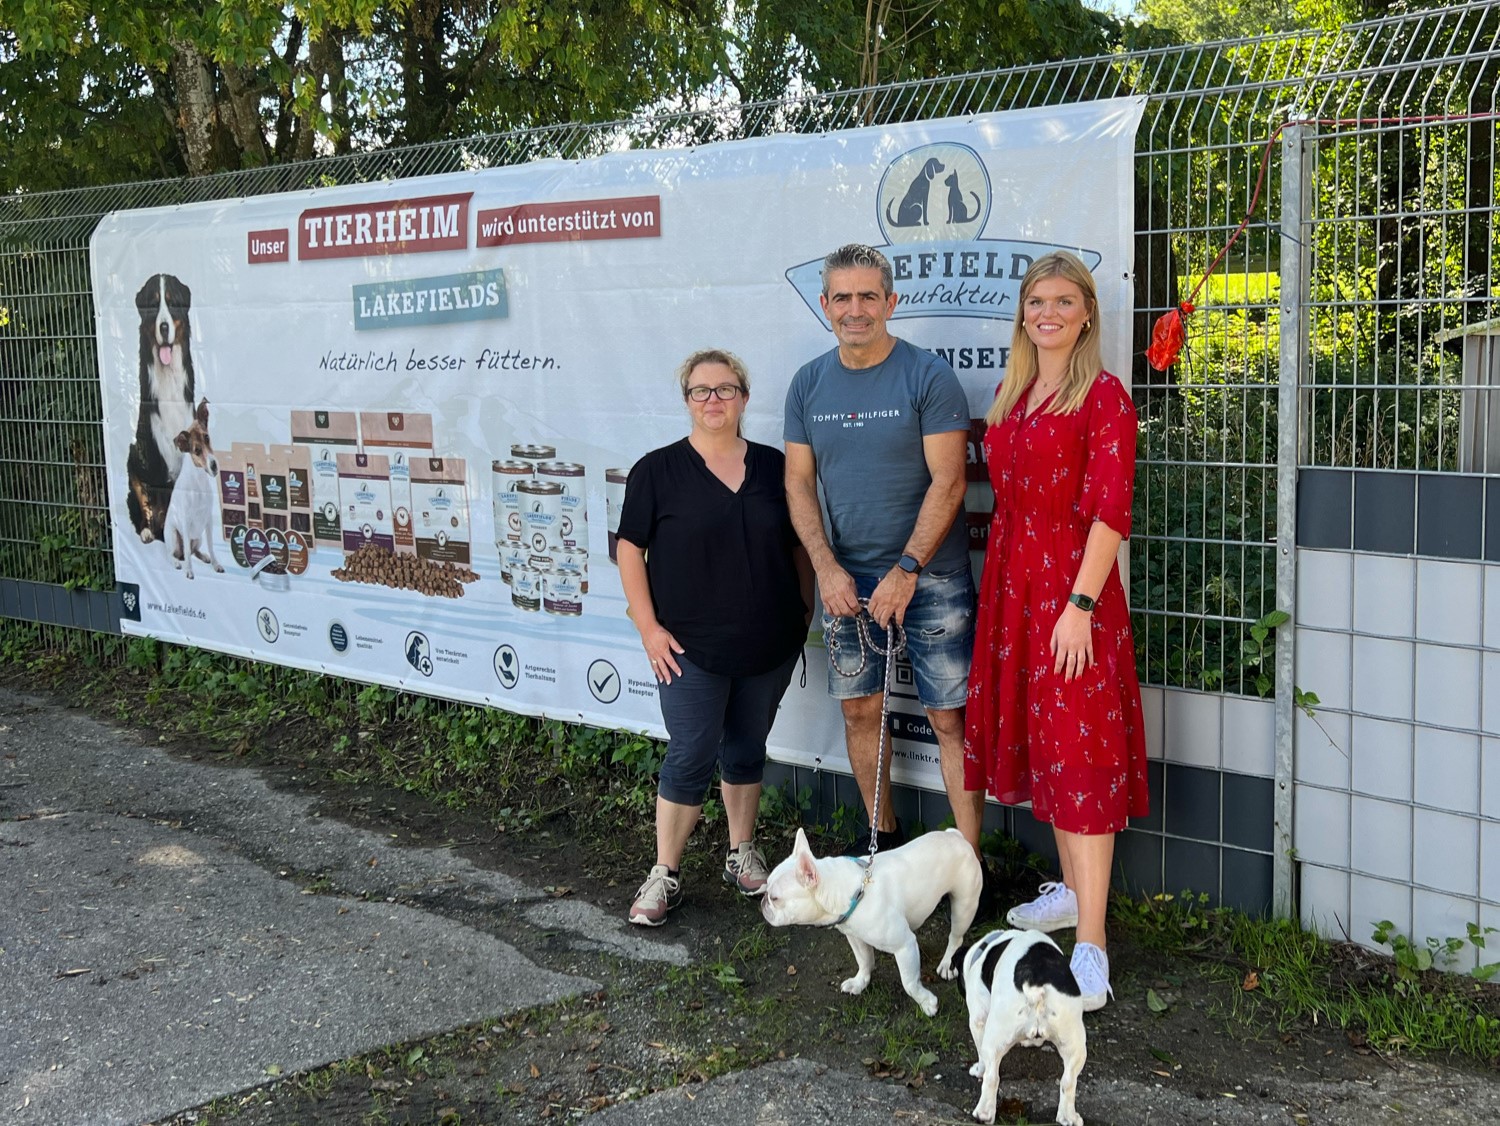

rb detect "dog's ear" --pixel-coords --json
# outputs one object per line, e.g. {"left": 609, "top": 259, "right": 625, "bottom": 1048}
{"left": 795, "top": 848, "right": 819, "bottom": 889}
{"left": 174, "top": 430, "right": 192, "bottom": 452}
{"left": 196, "top": 399, "right": 209, "bottom": 425}
{"left": 793, "top": 827, "right": 812, "bottom": 857}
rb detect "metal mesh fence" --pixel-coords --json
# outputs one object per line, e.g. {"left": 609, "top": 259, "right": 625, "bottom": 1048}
{"left": 0, "top": 2, "right": 1495, "bottom": 697}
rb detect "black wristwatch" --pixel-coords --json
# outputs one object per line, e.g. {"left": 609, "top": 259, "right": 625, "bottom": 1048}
{"left": 897, "top": 553, "right": 923, "bottom": 576}
{"left": 1068, "top": 591, "right": 1096, "bottom": 613}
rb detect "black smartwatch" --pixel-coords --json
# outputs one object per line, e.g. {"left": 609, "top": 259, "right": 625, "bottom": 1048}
{"left": 897, "top": 553, "right": 923, "bottom": 576}
{"left": 1068, "top": 591, "right": 1096, "bottom": 612}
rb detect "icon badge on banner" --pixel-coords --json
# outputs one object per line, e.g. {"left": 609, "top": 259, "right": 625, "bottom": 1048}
{"left": 328, "top": 621, "right": 349, "bottom": 654}
{"left": 119, "top": 583, "right": 141, "bottom": 622}
{"left": 586, "top": 658, "right": 620, "bottom": 704}
{"left": 494, "top": 645, "right": 520, "bottom": 690}
{"left": 256, "top": 607, "right": 280, "bottom": 644}
{"left": 405, "top": 631, "right": 434, "bottom": 676}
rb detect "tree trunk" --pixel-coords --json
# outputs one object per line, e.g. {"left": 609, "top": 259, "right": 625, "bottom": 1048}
{"left": 169, "top": 41, "right": 218, "bottom": 177}
{"left": 221, "top": 64, "right": 270, "bottom": 167}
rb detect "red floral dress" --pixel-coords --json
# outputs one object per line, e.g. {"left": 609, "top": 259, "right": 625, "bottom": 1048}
{"left": 963, "top": 371, "right": 1148, "bottom": 834}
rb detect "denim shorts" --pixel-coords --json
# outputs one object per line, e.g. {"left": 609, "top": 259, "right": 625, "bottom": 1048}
{"left": 822, "top": 565, "right": 976, "bottom": 711}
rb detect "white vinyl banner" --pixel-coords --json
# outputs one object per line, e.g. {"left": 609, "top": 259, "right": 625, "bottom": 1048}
{"left": 93, "top": 99, "right": 1144, "bottom": 791}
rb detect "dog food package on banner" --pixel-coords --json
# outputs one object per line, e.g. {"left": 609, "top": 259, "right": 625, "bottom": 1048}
{"left": 336, "top": 451, "right": 394, "bottom": 554}
{"left": 270, "top": 443, "right": 315, "bottom": 546}
{"left": 230, "top": 442, "right": 268, "bottom": 528}
{"left": 359, "top": 411, "right": 434, "bottom": 556}
{"left": 259, "top": 449, "right": 290, "bottom": 532}
{"left": 410, "top": 456, "right": 471, "bottom": 565}
{"left": 217, "top": 448, "right": 246, "bottom": 540}
{"left": 289, "top": 410, "right": 359, "bottom": 548}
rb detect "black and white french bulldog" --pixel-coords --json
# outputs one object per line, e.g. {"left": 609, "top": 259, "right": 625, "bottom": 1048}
{"left": 958, "top": 927, "right": 1087, "bottom": 1126}
{"left": 760, "top": 827, "right": 981, "bottom": 1017}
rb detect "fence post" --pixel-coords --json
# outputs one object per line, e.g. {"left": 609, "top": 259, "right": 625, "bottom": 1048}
{"left": 1275, "top": 119, "right": 1313, "bottom": 921}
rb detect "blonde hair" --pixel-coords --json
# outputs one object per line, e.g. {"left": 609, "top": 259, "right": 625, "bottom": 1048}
{"left": 986, "top": 251, "right": 1102, "bottom": 426}
{"left": 677, "top": 348, "right": 750, "bottom": 437}
{"left": 676, "top": 348, "right": 750, "bottom": 397}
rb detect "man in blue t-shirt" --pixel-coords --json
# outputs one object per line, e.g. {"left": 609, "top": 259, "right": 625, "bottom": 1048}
{"left": 784, "top": 243, "right": 983, "bottom": 858}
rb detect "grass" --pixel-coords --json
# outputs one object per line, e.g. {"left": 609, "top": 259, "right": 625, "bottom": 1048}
{"left": 1112, "top": 889, "right": 1500, "bottom": 1063}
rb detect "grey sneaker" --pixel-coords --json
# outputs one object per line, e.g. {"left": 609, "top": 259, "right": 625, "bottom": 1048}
{"left": 723, "top": 840, "right": 770, "bottom": 896}
{"left": 628, "top": 864, "right": 681, "bottom": 926}
{"left": 1006, "top": 880, "right": 1079, "bottom": 932}
{"left": 1071, "top": 941, "right": 1113, "bottom": 1012}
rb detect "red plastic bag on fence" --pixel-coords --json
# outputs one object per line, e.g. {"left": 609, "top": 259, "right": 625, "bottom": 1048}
{"left": 1146, "top": 303, "right": 1193, "bottom": 371}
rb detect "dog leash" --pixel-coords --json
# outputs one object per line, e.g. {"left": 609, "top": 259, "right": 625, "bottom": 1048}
{"left": 825, "top": 598, "right": 907, "bottom": 920}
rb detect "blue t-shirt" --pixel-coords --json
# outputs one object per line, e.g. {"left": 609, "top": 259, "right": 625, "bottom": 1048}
{"left": 784, "top": 338, "right": 970, "bottom": 576}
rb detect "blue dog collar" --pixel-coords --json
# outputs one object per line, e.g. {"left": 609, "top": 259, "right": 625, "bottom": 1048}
{"left": 826, "top": 856, "right": 873, "bottom": 927}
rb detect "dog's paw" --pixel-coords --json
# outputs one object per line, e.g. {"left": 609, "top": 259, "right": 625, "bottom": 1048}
{"left": 140, "top": 529, "right": 155, "bottom": 544}
{"left": 936, "top": 957, "right": 959, "bottom": 980}
{"left": 968, "top": 1060, "right": 984, "bottom": 1078}
{"left": 213, "top": 563, "right": 224, "bottom": 573}
{"left": 970, "top": 1099, "right": 997, "bottom": 1124}
{"left": 916, "top": 990, "right": 938, "bottom": 1018}
{"left": 1056, "top": 1111, "right": 1083, "bottom": 1126}
{"left": 840, "top": 976, "right": 869, "bottom": 996}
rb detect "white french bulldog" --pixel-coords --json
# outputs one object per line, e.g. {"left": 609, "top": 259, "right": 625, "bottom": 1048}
{"left": 760, "top": 826, "right": 981, "bottom": 1017}
{"left": 959, "top": 928, "right": 1087, "bottom": 1126}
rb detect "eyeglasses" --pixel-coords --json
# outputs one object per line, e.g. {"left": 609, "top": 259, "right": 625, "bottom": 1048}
{"left": 685, "top": 384, "right": 743, "bottom": 402}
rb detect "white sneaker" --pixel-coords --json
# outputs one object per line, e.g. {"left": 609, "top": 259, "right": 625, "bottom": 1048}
{"left": 1005, "top": 880, "right": 1079, "bottom": 932}
{"left": 1071, "top": 941, "right": 1113, "bottom": 1012}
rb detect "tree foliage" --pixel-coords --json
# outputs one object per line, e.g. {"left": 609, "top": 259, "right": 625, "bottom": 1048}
{"left": 0, "top": 0, "right": 1127, "bottom": 189}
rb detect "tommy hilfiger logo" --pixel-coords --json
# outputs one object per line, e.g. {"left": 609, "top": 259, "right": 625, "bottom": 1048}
{"left": 810, "top": 409, "right": 903, "bottom": 422}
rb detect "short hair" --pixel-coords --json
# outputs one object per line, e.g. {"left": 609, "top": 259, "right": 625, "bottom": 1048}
{"left": 676, "top": 348, "right": 750, "bottom": 397}
{"left": 820, "top": 243, "right": 894, "bottom": 297}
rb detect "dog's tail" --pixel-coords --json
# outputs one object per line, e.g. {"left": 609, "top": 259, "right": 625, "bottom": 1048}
{"left": 1021, "top": 984, "right": 1054, "bottom": 1038}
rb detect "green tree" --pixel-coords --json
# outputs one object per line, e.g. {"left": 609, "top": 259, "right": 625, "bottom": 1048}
{"left": 0, "top": 0, "right": 730, "bottom": 185}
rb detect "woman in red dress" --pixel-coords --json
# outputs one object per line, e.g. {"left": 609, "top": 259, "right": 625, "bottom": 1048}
{"left": 964, "top": 250, "right": 1148, "bottom": 1012}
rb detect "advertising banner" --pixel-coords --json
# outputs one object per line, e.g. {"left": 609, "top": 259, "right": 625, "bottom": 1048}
{"left": 93, "top": 98, "right": 1144, "bottom": 790}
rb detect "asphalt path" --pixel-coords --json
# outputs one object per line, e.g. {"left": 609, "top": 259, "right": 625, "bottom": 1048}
{"left": 0, "top": 687, "right": 671, "bottom": 1126}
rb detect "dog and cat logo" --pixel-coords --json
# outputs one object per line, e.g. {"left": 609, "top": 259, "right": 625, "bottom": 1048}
{"left": 877, "top": 143, "right": 991, "bottom": 243}
{"left": 784, "top": 141, "right": 1102, "bottom": 326}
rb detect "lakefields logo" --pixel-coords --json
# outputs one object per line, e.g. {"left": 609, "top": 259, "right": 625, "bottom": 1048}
{"left": 786, "top": 142, "right": 1102, "bottom": 325}
{"left": 353, "top": 267, "right": 508, "bottom": 330}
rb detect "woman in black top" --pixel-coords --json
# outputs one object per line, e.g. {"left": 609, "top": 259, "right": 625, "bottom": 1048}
{"left": 616, "top": 349, "right": 810, "bottom": 926}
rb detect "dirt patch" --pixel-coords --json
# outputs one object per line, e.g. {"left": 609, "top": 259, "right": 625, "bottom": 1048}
{"left": 133, "top": 759, "right": 1456, "bottom": 1126}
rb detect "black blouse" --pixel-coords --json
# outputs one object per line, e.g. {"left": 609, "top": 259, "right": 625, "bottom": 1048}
{"left": 616, "top": 438, "right": 806, "bottom": 677}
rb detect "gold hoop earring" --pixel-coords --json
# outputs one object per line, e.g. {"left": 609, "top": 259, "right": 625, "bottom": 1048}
{"left": 1083, "top": 319, "right": 1092, "bottom": 331}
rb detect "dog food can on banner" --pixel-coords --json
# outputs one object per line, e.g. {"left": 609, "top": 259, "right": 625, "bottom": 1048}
{"left": 500, "top": 544, "right": 527, "bottom": 587}
{"left": 517, "top": 479, "right": 564, "bottom": 556}
{"left": 604, "top": 468, "right": 629, "bottom": 562}
{"left": 538, "top": 461, "right": 588, "bottom": 555}
{"left": 556, "top": 551, "right": 589, "bottom": 594}
{"left": 510, "top": 564, "right": 541, "bottom": 612}
{"left": 543, "top": 565, "right": 584, "bottom": 617}
{"left": 510, "top": 443, "right": 556, "bottom": 467}
{"left": 490, "top": 459, "right": 532, "bottom": 548}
